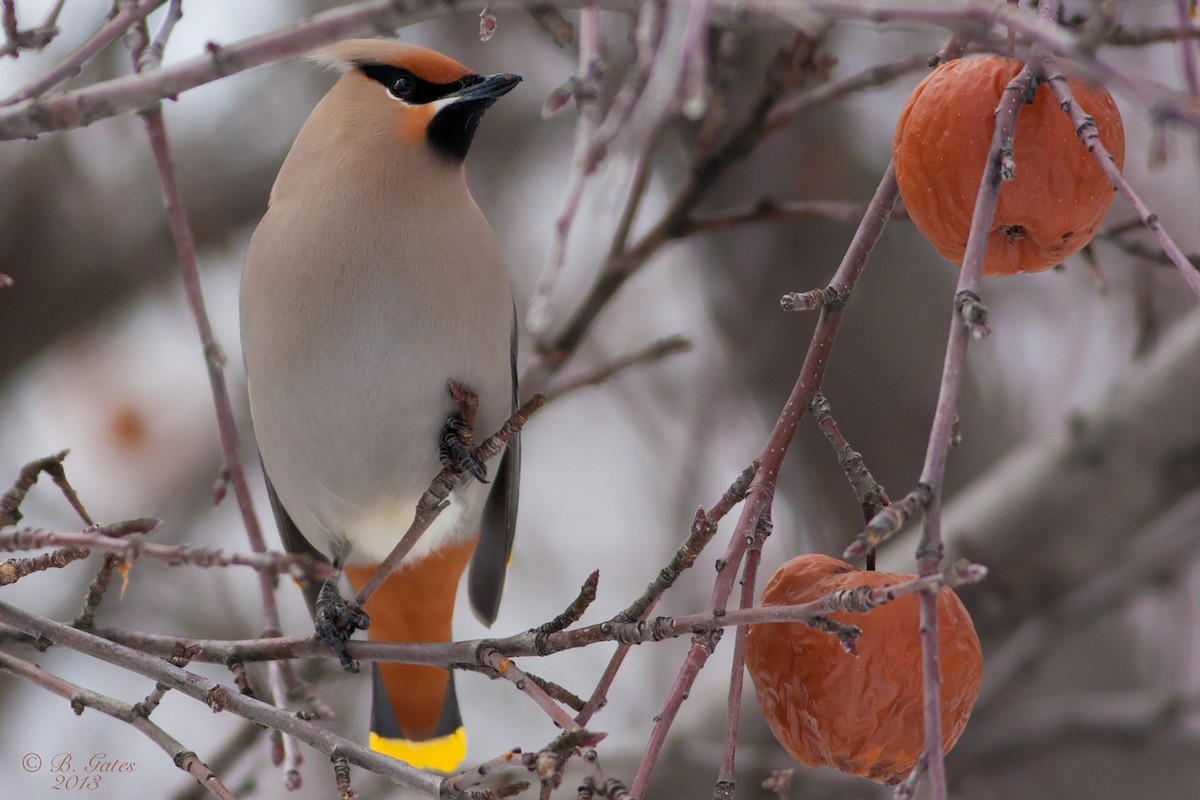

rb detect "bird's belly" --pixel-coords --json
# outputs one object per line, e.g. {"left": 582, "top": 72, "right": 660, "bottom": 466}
{"left": 247, "top": 284, "right": 512, "bottom": 566}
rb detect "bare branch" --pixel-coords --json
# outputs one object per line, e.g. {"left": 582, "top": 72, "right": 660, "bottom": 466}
{"left": 0, "top": 525, "right": 326, "bottom": 578}
{"left": 0, "top": 0, "right": 640, "bottom": 141}
{"left": 1043, "top": 60, "right": 1200, "bottom": 298}
{"left": 141, "top": 0, "right": 184, "bottom": 71}
{"left": 35, "top": 560, "right": 990, "bottom": 672}
{"left": 0, "top": 546, "right": 90, "bottom": 586}
{"left": 543, "top": 335, "right": 692, "bottom": 402}
{"left": 0, "top": 450, "right": 93, "bottom": 527}
{"left": 0, "top": 601, "right": 443, "bottom": 795}
{"left": 0, "top": 0, "right": 66, "bottom": 59}
{"left": 3, "top": 0, "right": 167, "bottom": 105}
{"left": 685, "top": 198, "right": 899, "bottom": 237}
{"left": 535, "top": 570, "right": 599, "bottom": 636}
{"left": 716, "top": 512, "right": 773, "bottom": 795}
{"left": 0, "top": 650, "right": 237, "bottom": 799}
{"left": 480, "top": 648, "right": 581, "bottom": 731}
{"left": 527, "top": 5, "right": 605, "bottom": 333}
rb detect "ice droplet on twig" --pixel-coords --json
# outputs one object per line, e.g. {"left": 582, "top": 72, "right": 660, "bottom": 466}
{"left": 479, "top": 5, "right": 498, "bottom": 41}
{"left": 525, "top": 293, "right": 553, "bottom": 335}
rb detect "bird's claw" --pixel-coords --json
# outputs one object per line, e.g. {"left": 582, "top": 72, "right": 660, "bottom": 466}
{"left": 315, "top": 578, "right": 370, "bottom": 673}
{"left": 439, "top": 415, "right": 489, "bottom": 483}
{"left": 439, "top": 382, "right": 489, "bottom": 483}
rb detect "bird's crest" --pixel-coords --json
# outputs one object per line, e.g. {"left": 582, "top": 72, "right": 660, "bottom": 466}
{"left": 308, "top": 40, "right": 472, "bottom": 84}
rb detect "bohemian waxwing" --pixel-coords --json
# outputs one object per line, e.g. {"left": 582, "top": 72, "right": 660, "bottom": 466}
{"left": 240, "top": 39, "right": 522, "bottom": 772}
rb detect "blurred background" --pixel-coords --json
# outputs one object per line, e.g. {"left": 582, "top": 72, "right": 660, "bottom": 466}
{"left": 2, "top": 1, "right": 1200, "bottom": 798}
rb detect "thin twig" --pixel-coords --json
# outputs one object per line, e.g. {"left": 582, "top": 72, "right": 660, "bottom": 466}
{"left": 1101, "top": 22, "right": 1200, "bottom": 46}
{"left": 132, "top": 34, "right": 310, "bottom": 747}
{"left": 601, "top": 112, "right": 667, "bottom": 269}
{"left": 715, "top": 512, "right": 772, "bottom": 796}
{"left": 446, "top": 748, "right": 525, "bottom": 796}
{"left": 1043, "top": 60, "right": 1200, "bottom": 298}
{"left": 527, "top": 5, "right": 603, "bottom": 333}
{"left": 809, "top": 392, "right": 891, "bottom": 526}
{"left": 332, "top": 749, "right": 353, "bottom": 800}
{"left": 529, "top": 5, "right": 573, "bottom": 47}
{"left": 3, "top": 0, "right": 167, "bottom": 105}
{"left": 0, "top": 450, "right": 92, "bottom": 526}
{"left": 1177, "top": 0, "right": 1200, "bottom": 101}
{"left": 525, "top": 672, "right": 587, "bottom": 713}
{"left": 74, "top": 516, "right": 156, "bottom": 629}
{"left": 580, "top": 748, "right": 631, "bottom": 800}
{"left": 678, "top": 0, "right": 714, "bottom": 120}
{"left": 762, "top": 52, "right": 933, "bottom": 135}
{"left": 169, "top": 722, "right": 263, "bottom": 800}
{"left": 544, "top": 336, "right": 692, "bottom": 403}
{"left": 0, "top": 0, "right": 66, "bottom": 59}
{"left": 535, "top": 570, "right": 600, "bottom": 636}
{"left": 0, "top": 453, "right": 130, "bottom": 626}
{"left": 528, "top": 34, "right": 824, "bottom": 388}
{"left": 140, "top": 95, "right": 282, "bottom": 629}
{"left": 575, "top": 463, "right": 755, "bottom": 726}
{"left": 0, "top": 546, "right": 90, "bottom": 585}
{"left": 684, "top": 198, "right": 901, "bottom": 237}
{"left": 845, "top": 484, "right": 932, "bottom": 559}
{"left": 480, "top": 648, "right": 581, "bottom": 732}
{"left": 134, "top": 642, "right": 201, "bottom": 717}
{"left": 589, "top": 0, "right": 665, "bottom": 175}
{"left": 1097, "top": 225, "right": 1200, "bottom": 268}
{"left": 140, "top": 0, "right": 184, "bottom": 71}
{"left": 0, "top": 526, "right": 325, "bottom": 577}
{"left": 269, "top": 659, "right": 304, "bottom": 790}
{"left": 893, "top": 754, "right": 928, "bottom": 800}
{"left": 75, "top": 553, "right": 124, "bottom": 629}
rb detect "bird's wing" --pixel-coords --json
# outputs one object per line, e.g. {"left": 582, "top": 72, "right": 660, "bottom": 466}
{"left": 265, "top": 467, "right": 328, "bottom": 618}
{"left": 468, "top": 306, "right": 520, "bottom": 627}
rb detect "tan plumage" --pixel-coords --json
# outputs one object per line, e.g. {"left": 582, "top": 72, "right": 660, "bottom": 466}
{"left": 240, "top": 40, "right": 521, "bottom": 770}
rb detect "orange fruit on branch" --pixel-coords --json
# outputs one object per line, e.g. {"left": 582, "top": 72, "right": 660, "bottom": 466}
{"left": 893, "top": 55, "right": 1125, "bottom": 276}
{"left": 745, "top": 554, "right": 982, "bottom": 785}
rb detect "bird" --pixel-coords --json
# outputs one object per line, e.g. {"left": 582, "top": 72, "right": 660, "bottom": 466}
{"left": 239, "top": 39, "right": 522, "bottom": 772}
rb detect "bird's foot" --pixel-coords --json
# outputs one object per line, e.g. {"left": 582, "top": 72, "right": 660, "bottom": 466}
{"left": 439, "top": 382, "right": 489, "bottom": 483}
{"left": 315, "top": 578, "right": 370, "bottom": 673}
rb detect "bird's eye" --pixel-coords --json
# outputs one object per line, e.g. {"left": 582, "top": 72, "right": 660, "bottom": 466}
{"left": 389, "top": 75, "right": 416, "bottom": 100}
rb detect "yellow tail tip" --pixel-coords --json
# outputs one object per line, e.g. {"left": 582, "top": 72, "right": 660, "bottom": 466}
{"left": 369, "top": 728, "right": 467, "bottom": 773}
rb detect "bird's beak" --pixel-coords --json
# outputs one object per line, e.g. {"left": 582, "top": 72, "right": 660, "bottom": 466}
{"left": 449, "top": 73, "right": 522, "bottom": 103}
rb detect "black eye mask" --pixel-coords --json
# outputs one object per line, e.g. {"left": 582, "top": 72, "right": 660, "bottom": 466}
{"left": 357, "top": 63, "right": 483, "bottom": 105}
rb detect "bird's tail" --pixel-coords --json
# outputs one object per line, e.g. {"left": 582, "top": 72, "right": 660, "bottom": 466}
{"left": 344, "top": 536, "right": 477, "bottom": 773}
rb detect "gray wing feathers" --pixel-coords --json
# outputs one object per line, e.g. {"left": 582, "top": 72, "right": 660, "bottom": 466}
{"left": 468, "top": 308, "right": 520, "bottom": 627}
{"left": 265, "top": 468, "right": 328, "bottom": 618}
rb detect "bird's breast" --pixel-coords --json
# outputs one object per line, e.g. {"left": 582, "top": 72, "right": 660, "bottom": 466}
{"left": 242, "top": 191, "right": 514, "bottom": 562}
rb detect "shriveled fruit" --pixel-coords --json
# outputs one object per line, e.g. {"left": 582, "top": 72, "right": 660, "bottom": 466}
{"left": 893, "top": 55, "right": 1125, "bottom": 276}
{"left": 745, "top": 554, "right": 982, "bottom": 785}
